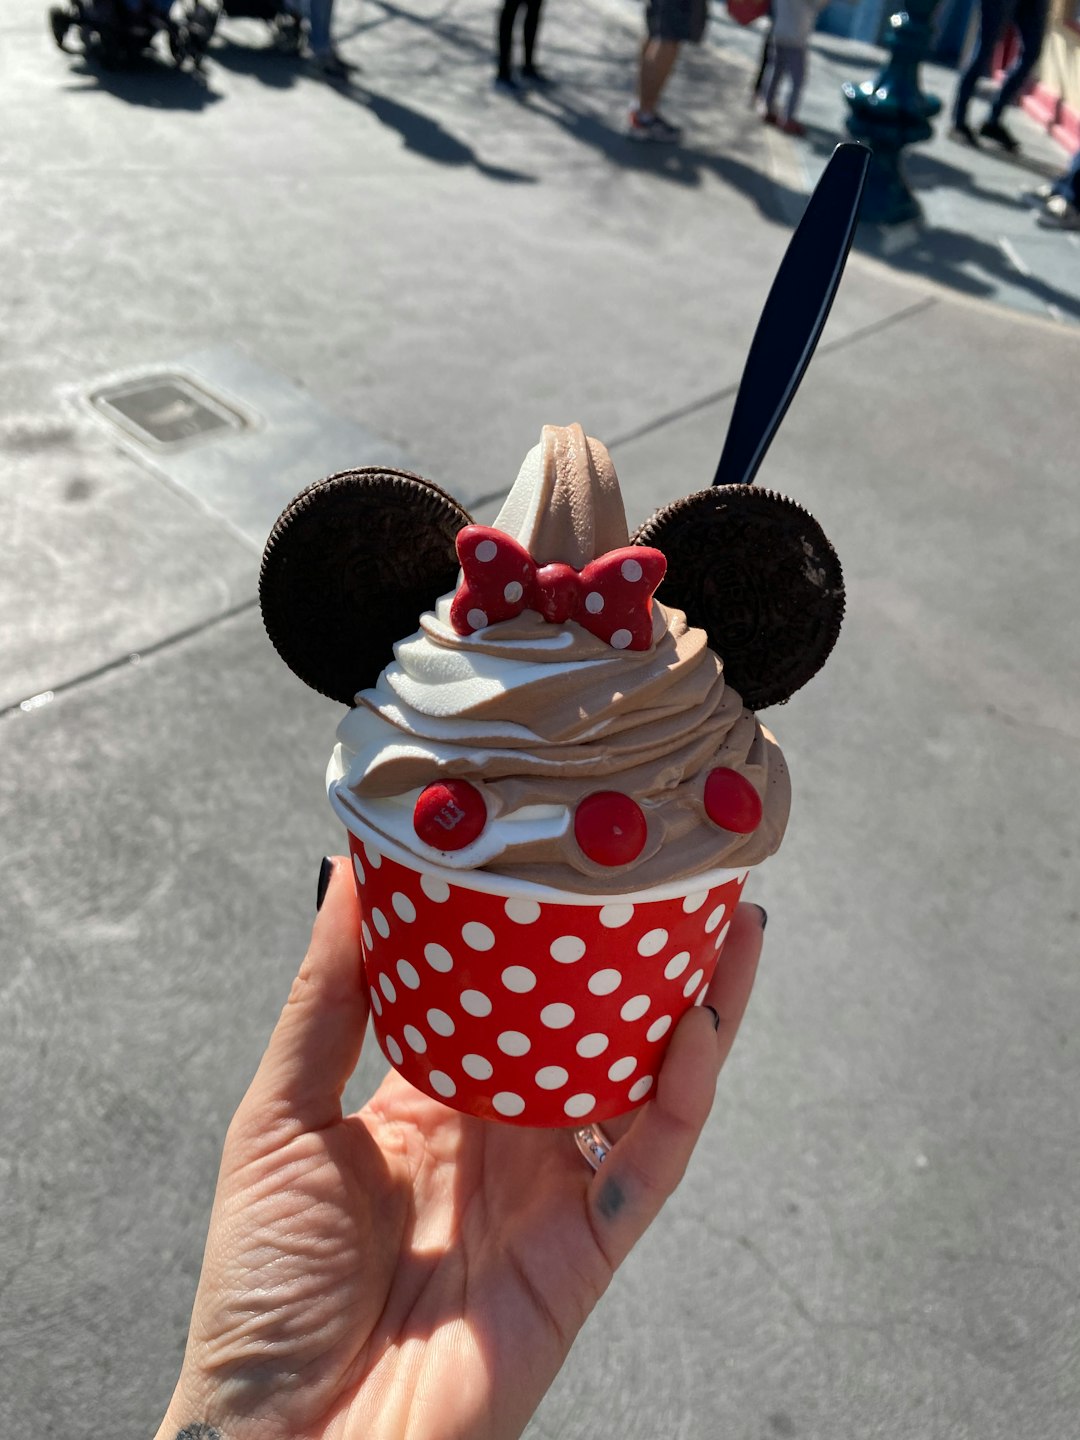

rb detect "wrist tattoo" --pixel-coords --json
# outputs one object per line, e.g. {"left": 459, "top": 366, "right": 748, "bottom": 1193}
{"left": 596, "top": 1176, "right": 627, "bottom": 1220}
{"left": 176, "top": 1427, "right": 222, "bottom": 1440}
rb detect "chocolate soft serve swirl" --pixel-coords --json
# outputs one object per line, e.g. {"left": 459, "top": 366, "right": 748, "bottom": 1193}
{"left": 328, "top": 425, "right": 790, "bottom": 893}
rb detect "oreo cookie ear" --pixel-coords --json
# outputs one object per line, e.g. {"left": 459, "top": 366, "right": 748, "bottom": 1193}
{"left": 632, "top": 487, "right": 844, "bottom": 709}
{"left": 260, "top": 468, "right": 473, "bottom": 705}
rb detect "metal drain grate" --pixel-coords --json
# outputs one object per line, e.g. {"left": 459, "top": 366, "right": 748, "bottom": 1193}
{"left": 88, "top": 373, "right": 248, "bottom": 450}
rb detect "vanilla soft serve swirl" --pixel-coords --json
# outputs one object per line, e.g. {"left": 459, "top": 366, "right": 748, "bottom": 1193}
{"left": 329, "top": 425, "right": 790, "bottom": 893}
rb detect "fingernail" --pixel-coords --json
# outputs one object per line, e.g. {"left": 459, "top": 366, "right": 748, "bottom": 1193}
{"left": 704, "top": 1004, "right": 721, "bottom": 1031}
{"left": 749, "top": 903, "right": 768, "bottom": 931}
{"left": 316, "top": 856, "right": 334, "bottom": 912}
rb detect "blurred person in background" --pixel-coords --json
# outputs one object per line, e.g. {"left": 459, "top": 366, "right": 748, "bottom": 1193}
{"left": 757, "top": 0, "right": 828, "bottom": 136}
{"left": 1028, "top": 147, "right": 1080, "bottom": 229}
{"left": 628, "top": 0, "right": 708, "bottom": 142}
{"left": 495, "top": 0, "right": 550, "bottom": 91}
{"left": 949, "top": 0, "right": 1050, "bottom": 151}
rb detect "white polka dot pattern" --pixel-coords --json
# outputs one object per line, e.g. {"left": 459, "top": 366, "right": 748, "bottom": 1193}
{"left": 420, "top": 874, "right": 450, "bottom": 903}
{"left": 505, "top": 897, "right": 541, "bottom": 925}
{"left": 494, "top": 1092, "right": 525, "bottom": 1116}
{"left": 461, "top": 989, "right": 493, "bottom": 1017}
{"left": 502, "top": 966, "right": 537, "bottom": 993}
{"left": 346, "top": 835, "right": 749, "bottom": 1127}
{"left": 587, "top": 968, "right": 622, "bottom": 996}
{"left": 463, "top": 1053, "right": 494, "bottom": 1080}
{"left": 550, "top": 935, "right": 586, "bottom": 964}
{"left": 498, "top": 1030, "right": 531, "bottom": 1055}
{"left": 664, "top": 951, "right": 690, "bottom": 980}
{"left": 576, "top": 1032, "right": 609, "bottom": 1058}
{"left": 397, "top": 960, "right": 420, "bottom": 990}
{"left": 541, "top": 1003, "right": 575, "bottom": 1029}
{"left": 392, "top": 892, "right": 416, "bottom": 923}
{"left": 424, "top": 943, "right": 453, "bottom": 972}
{"left": 620, "top": 994, "right": 650, "bottom": 1022}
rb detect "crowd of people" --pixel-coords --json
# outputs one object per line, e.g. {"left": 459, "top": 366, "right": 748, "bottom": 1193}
{"left": 52, "top": 0, "right": 1080, "bottom": 225}
{"left": 947, "top": 0, "right": 1077, "bottom": 228}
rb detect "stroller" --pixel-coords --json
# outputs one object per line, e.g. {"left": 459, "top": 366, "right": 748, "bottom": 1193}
{"left": 48, "top": 0, "right": 217, "bottom": 68}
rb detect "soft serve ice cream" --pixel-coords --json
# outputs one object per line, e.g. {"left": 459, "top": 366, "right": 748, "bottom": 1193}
{"left": 262, "top": 420, "right": 843, "bottom": 1125}
{"left": 328, "top": 424, "right": 790, "bottom": 895}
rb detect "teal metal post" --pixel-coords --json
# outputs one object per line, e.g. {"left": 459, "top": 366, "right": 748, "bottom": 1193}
{"left": 842, "top": 0, "right": 943, "bottom": 224}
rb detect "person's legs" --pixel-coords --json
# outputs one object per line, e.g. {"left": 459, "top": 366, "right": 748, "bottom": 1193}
{"left": 638, "top": 36, "right": 680, "bottom": 114}
{"left": 307, "top": 0, "right": 332, "bottom": 53}
{"left": 1052, "top": 146, "right": 1080, "bottom": 204}
{"left": 780, "top": 44, "right": 806, "bottom": 123}
{"left": 521, "top": 0, "right": 544, "bottom": 72}
{"left": 1037, "top": 145, "right": 1080, "bottom": 227}
{"left": 760, "top": 44, "right": 787, "bottom": 117}
{"left": 308, "top": 0, "right": 354, "bottom": 75}
{"left": 951, "top": 0, "right": 1010, "bottom": 130}
{"left": 988, "top": 0, "right": 1049, "bottom": 118}
{"left": 497, "top": 0, "right": 522, "bottom": 81}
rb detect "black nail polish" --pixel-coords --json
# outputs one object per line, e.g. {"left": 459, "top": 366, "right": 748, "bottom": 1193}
{"left": 751, "top": 903, "right": 768, "bottom": 931}
{"left": 316, "top": 856, "right": 333, "bottom": 911}
{"left": 704, "top": 1004, "right": 721, "bottom": 1031}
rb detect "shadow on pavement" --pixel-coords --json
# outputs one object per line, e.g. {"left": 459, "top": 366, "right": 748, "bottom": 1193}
{"left": 62, "top": 53, "right": 222, "bottom": 109}
{"left": 205, "top": 37, "right": 302, "bottom": 89}
{"left": 515, "top": 88, "right": 799, "bottom": 220}
{"left": 858, "top": 222, "right": 1080, "bottom": 319}
{"left": 337, "top": 84, "right": 537, "bottom": 183}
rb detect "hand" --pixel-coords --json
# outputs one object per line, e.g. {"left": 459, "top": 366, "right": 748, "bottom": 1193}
{"left": 156, "top": 858, "right": 766, "bottom": 1440}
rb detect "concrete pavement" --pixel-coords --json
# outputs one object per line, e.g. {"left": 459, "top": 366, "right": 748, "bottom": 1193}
{"left": 2, "top": 2, "right": 1078, "bottom": 1437}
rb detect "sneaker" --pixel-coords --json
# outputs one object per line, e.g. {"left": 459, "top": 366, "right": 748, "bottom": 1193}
{"left": 1021, "top": 182, "right": 1055, "bottom": 206}
{"left": 627, "top": 108, "right": 681, "bottom": 143}
{"left": 520, "top": 63, "right": 552, "bottom": 87}
{"left": 779, "top": 117, "right": 806, "bottom": 136}
{"left": 315, "top": 49, "right": 354, "bottom": 80}
{"left": 979, "top": 118, "right": 1019, "bottom": 152}
{"left": 948, "top": 121, "right": 979, "bottom": 147}
{"left": 1036, "top": 193, "right": 1080, "bottom": 230}
{"left": 761, "top": 109, "right": 779, "bottom": 126}
{"left": 494, "top": 71, "right": 521, "bottom": 93}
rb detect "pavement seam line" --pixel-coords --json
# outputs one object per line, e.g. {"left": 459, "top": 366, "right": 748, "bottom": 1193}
{"left": 606, "top": 293, "right": 940, "bottom": 451}
{"left": 2, "top": 598, "right": 260, "bottom": 722}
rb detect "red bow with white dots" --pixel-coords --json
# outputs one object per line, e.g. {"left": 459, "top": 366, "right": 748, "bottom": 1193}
{"left": 448, "top": 526, "right": 667, "bottom": 650}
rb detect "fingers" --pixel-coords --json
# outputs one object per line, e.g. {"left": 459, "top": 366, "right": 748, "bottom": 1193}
{"left": 585, "top": 902, "right": 766, "bottom": 1269}
{"left": 238, "top": 855, "right": 370, "bottom": 1138}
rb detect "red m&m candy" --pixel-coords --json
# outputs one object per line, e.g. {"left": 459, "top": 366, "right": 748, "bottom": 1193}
{"left": 703, "top": 767, "right": 762, "bottom": 834}
{"left": 574, "top": 791, "right": 647, "bottom": 866}
{"left": 414, "top": 779, "right": 487, "bottom": 851}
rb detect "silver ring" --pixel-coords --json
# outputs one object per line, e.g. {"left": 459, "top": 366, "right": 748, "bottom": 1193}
{"left": 574, "top": 1122, "right": 615, "bottom": 1171}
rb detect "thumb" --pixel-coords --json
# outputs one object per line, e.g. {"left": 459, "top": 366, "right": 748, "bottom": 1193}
{"left": 236, "top": 856, "right": 370, "bottom": 1140}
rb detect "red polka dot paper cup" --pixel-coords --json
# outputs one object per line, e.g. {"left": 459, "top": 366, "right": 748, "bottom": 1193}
{"left": 342, "top": 826, "right": 750, "bottom": 1128}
